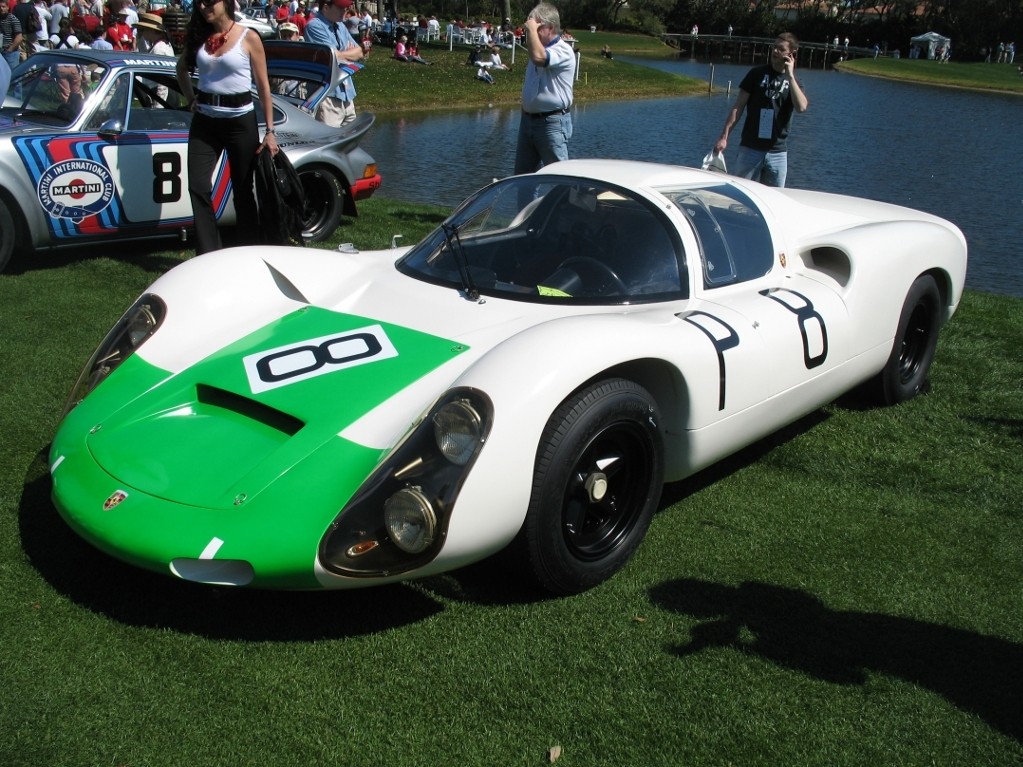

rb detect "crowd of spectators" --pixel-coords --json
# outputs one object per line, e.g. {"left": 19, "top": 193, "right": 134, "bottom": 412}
{"left": 1, "top": 0, "right": 184, "bottom": 59}
{"left": 0, "top": 0, "right": 532, "bottom": 104}
{"left": 1, "top": 0, "right": 527, "bottom": 66}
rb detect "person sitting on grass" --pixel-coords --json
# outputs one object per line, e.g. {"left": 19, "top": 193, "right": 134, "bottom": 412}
{"left": 393, "top": 34, "right": 409, "bottom": 61}
{"left": 406, "top": 40, "right": 431, "bottom": 64}
{"left": 489, "top": 44, "right": 509, "bottom": 70}
{"left": 476, "top": 62, "right": 494, "bottom": 84}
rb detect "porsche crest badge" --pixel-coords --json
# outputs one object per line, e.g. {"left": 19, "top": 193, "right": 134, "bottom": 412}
{"left": 103, "top": 490, "right": 128, "bottom": 511}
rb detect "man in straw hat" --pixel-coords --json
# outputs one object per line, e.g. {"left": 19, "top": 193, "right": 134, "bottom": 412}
{"left": 133, "top": 12, "right": 173, "bottom": 55}
{"left": 133, "top": 12, "right": 173, "bottom": 104}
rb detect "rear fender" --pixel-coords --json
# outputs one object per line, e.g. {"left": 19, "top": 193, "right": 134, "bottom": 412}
{"left": 792, "top": 219, "right": 966, "bottom": 344}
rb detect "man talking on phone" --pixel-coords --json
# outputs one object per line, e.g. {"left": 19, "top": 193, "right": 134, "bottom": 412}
{"left": 714, "top": 33, "right": 808, "bottom": 187}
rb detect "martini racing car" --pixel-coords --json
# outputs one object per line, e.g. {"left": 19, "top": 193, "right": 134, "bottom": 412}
{"left": 49, "top": 160, "right": 968, "bottom": 595}
{"left": 0, "top": 43, "right": 380, "bottom": 272}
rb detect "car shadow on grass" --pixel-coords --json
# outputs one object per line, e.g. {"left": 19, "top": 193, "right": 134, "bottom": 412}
{"left": 649, "top": 578, "right": 1023, "bottom": 743}
{"left": 18, "top": 451, "right": 444, "bottom": 641}
{"left": 6, "top": 237, "right": 192, "bottom": 276}
{"left": 419, "top": 408, "right": 838, "bottom": 608}
{"left": 0, "top": 226, "right": 300, "bottom": 276}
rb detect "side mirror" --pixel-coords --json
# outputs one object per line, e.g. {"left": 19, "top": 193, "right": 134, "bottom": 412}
{"left": 97, "top": 119, "right": 125, "bottom": 140}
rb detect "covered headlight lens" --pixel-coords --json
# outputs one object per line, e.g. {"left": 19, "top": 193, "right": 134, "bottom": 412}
{"left": 63, "top": 294, "right": 166, "bottom": 413}
{"left": 384, "top": 487, "right": 437, "bottom": 554}
{"left": 319, "top": 387, "right": 493, "bottom": 578}
{"left": 433, "top": 398, "right": 483, "bottom": 465}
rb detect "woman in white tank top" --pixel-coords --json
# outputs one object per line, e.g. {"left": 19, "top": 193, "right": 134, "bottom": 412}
{"left": 175, "top": 0, "right": 279, "bottom": 255}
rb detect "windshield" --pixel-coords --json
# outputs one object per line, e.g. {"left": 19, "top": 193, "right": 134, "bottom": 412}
{"left": 1, "top": 56, "right": 110, "bottom": 127}
{"left": 397, "top": 175, "right": 688, "bottom": 304}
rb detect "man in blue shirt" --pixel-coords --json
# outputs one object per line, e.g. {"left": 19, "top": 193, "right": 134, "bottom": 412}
{"left": 514, "top": 3, "right": 576, "bottom": 175}
{"left": 303, "top": 0, "right": 363, "bottom": 126}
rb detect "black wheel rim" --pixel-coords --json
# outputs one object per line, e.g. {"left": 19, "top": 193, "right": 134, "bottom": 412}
{"left": 898, "top": 300, "right": 931, "bottom": 383}
{"left": 561, "top": 421, "right": 654, "bottom": 560}
{"left": 299, "top": 171, "right": 332, "bottom": 236}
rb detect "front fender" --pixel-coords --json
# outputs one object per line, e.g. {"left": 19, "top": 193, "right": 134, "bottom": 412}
{"left": 433, "top": 309, "right": 693, "bottom": 566}
{"left": 0, "top": 148, "right": 51, "bottom": 250}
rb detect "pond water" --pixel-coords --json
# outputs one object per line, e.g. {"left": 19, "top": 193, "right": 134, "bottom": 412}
{"left": 361, "top": 57, "right": 1023, "bottom": 298}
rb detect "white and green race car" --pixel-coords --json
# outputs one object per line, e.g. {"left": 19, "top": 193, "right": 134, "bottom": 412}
{"left": 49, "top": 160, "right": 968, "bottom": 594}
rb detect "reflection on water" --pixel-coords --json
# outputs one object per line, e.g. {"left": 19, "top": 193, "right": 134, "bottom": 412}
{"left": 362, "top": 58, "right": 1023, "bottom": 297}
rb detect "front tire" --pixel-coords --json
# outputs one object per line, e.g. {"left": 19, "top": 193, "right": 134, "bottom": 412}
{"left": 874, "top": 274, "right": 942, "bottom": 405}
{"left": 520, "top": 379, "right": 664, "bottom": 595}
{"left": 0, "top": 199, "right": 15, "bottom": 273}
{"left": 298, "top": 167, "right": 344, "bottom": 242}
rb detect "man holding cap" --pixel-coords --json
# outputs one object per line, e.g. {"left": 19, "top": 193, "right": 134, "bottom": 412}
{"left": 303, "top": 0, "right": 363, "bottom": 127}
{"left": 514, "top": 2, "right": 575, "bottom": 175}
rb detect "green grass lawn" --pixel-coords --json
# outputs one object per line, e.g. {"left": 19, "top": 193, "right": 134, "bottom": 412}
{"left": 838, "top": 56, "right": 1023, "bottom": 93}
{"left": 356, "top": 32, "right": 704, "bottom": 114}
{"left": 1, "top": 199, "right": 1022, "bottom": 765}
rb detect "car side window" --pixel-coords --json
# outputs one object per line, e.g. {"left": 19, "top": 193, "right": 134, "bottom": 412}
{"left": 84, "top": 71, "right": 131, "bottom": 131}
{"left": 252, "top": 97, "right": 286, "bottom": 131}
{"left": 127, "top": 74, "right": 192, "bottom": 131}
{"left": 666, "top": 185, "right": 774, "bottom": 289}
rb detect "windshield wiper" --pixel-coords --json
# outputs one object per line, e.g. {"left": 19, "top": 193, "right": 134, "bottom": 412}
{"left": 441, "top": 222, "right": 480, "bottom": 302}
{"left": 12, "top": 109, "right": 54, "bottom": 121}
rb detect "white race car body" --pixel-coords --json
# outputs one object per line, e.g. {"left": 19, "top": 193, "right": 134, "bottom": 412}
{"left": 50, "top": 161, "right": 967, "bottom": 594}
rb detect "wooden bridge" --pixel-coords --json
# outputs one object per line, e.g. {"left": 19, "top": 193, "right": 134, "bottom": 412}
{"left": 661, "top": 34, "right": 884, "bottom": 70}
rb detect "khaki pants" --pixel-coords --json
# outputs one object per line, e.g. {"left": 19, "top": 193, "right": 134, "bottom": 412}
{"left": 315, "top": 96, "right": 356, "bottom": 127}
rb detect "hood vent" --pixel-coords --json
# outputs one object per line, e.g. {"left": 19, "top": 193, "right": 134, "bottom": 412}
{"left": 196, "top": 384, "right": 304, "bottom": 436}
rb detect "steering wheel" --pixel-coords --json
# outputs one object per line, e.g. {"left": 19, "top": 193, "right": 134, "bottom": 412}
{"left": 557, "top": 256, "right": 628, "bottom": 296}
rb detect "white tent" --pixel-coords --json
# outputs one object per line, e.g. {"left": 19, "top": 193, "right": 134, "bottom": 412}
{"left": 910, "top": 31, "right": 951, "bottom": 60}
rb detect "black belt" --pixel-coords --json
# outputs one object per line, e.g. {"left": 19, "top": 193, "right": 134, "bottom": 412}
{"left": 526, "top": 107, "right": 569, "bottom": 118}
{"left": 196, "top": 90, "right": 252, "bottom": 107}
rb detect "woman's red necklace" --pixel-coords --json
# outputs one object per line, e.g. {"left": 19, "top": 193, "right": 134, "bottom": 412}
{"left": 204, "top": 21, "right": 236, "bottom": 55}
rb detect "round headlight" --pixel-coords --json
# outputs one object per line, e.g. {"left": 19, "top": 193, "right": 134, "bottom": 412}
{"left": 433, "top": 398, "right": 482, "bottom": 466}
{"left": 384, "top": 487, "right": 437, "bottom": 554}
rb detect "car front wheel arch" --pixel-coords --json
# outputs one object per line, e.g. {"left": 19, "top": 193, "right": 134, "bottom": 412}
{"left": 297, "top": 165, "right": 346, "bottom": 243}
{"left": 873, "top": 273, "right": 942, "bottom": 405}
{"left": 517, "top": 378, "right": 665, "bottom": 595}
{"left": 0, "top": 195, "right": 24, "bottom": 274}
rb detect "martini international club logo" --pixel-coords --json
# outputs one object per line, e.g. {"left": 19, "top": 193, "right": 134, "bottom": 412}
{"left": 38, "top": 159, "right": 115, "bottom": 221}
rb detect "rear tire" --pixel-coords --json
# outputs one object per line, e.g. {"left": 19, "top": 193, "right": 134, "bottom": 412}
{"left": 874, "top": 274, "right": 941, "bottom": 405}
{"left": 298, "top": 167, "right": 344, "bottom": 242}
{"left": 519, "top": 379, "right": 664, "bottom": 595}
{"left": 0, "top": 200, "right": 15, "bottom": 273}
